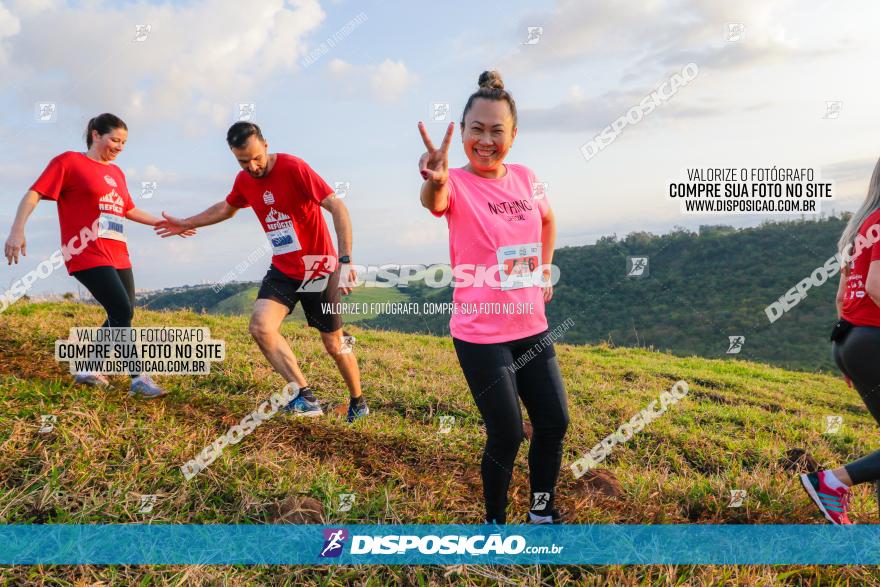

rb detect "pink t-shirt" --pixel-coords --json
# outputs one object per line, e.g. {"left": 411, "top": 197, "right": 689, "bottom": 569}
{"left": 432, "top": 163, "right": 550, "bottom": 343}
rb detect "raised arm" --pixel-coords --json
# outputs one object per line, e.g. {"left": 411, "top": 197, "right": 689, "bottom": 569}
{"left": 154, "top": 200, "right": 238, "bottom": 238}
{"left": 418, "top": 121, "right": 454, "bottom": 214}
{"left": 4, "top": 190, "right": 41, "bottom": 264}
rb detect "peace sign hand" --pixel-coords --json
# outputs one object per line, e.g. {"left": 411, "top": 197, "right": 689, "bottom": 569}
{"left": 418, "top": 121, "right": 454, "bottom": 186}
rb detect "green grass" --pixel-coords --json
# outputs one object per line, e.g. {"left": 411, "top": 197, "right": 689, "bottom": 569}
{"left": 1, "top": 301, "right": 880, "bottom": 585}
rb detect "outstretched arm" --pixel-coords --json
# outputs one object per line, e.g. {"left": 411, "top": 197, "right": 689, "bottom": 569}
{"left": 127, "top": 207, "right": 196, "bottom": 237}
{"left": 4, "top": 190, "right": 41, "bottom": 264}
{"left": 154, "top": 201, "right": 238, "bottom": 238}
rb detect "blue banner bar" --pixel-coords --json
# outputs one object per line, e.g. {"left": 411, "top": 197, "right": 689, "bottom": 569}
{"left": 0, "top": 524, "right": 875, "bottom": 565}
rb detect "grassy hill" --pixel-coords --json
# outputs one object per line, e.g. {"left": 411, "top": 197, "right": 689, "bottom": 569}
{"left": 2, "top": 302, "right": 880, "bottom": 584}
{"left": 138, "top": 282, "right": 255, "bottom": 314}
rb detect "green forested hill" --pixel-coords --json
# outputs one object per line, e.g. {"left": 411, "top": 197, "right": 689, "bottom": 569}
{"left": 365, "top": 217, "right": 849, "bottom": 372}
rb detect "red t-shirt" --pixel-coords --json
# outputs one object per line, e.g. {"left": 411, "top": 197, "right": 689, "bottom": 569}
{"left": 842, "top": 208, "right": 880, "bottom": 327}
{"left": 30, "top": 151, "right": 135, "bottom": 273}
{"left": 225, "top": 154, "right": 336, "bottom": 280}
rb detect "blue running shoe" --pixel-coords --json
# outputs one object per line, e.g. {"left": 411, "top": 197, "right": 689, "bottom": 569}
{"left": 347, "top": 400, "right": 369, "bottom": 423}
{"left": 129, "top": 374, "right": 168, "bottom": 399}
{"left": 283, "top": 394, "right": 324, "bottom": 417}
{"left": 74, "top": 371, "right": 110, "bottom": 387}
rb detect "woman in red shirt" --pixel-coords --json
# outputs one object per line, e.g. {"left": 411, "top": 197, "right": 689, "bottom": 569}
{"left": 4, "top": 113, "right": 194, "bottom": 397}
{"left": 800, "top": 157, "right": 880, "bottom": 524}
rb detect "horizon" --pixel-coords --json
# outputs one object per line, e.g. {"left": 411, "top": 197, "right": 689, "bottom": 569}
{"left": 2, "top": 0, "right": 879, "bottom": 295}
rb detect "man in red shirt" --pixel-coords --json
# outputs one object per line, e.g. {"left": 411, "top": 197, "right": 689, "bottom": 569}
{"left": 156, "top": 122, "right": 367, "bottom": 421}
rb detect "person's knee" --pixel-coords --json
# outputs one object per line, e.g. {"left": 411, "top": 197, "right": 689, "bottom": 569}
{"left": 532, "top": 411, "right": 569, "bottom": 442}
{"left": 321, "top": 333, "right": 342, "bottom": 357}
{"left": 487, "top": 426, "right": 524, "bottom": 455}
{"left": 248, "top": 318, "right": 275, "bottom": 344}
{"left": 108, "top": 302, "right": 133, "bottom": 327}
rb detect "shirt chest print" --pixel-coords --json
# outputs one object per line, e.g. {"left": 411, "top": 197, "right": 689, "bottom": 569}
{"left": 96, "top": 189, "right": 127, "bottom": 242}
{"left": 98, "top": 190, "right": 125, "bottom": 215}
{"left": 263, "top": 207, "right": 301, "bottom": 255}
{"left": 485, "top": 195, "right": 536, "bottom": 222}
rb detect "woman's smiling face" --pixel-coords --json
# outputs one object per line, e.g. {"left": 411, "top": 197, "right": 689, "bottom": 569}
{"left": 92, "top": 127, "right": 128, "bottom": 162}
{"left": 461, "top": 97, "right": 517, "bottom": 177}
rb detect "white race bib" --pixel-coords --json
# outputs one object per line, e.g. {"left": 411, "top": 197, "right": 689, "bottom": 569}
{"left": 266, "top": 227, "right": 301, "bottom": 255}
{"left": 97, "top": 213, "right": 126, "bottom": 242}
{"left": 496, "top": 242, "right": 542, "bottom": 290}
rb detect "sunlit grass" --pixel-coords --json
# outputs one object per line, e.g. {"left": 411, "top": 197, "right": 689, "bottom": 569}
{"left": 1, "top": 301, "right": 879, "bottom": 584}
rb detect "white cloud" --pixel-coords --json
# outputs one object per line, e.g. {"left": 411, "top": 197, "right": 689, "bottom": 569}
{"left": 328, "top": 57, "right": 353, "bottom": 75}
{"left": 0, "top": 1, "right": 21, "bottom": 64}
{"left": 503, "top": 0, "right": 818, "bottom": 77}
{"left": 369, "top": 59, "right": 417, "bottom": 102}
{"left": 1, "top": 0, "right": 327, "bottom": 130}
{"left": 0, "top": 2, "right": 19, "bottom": 37}
{"left": 505, "top": 0, "right": 864, "bottom": 133}
{"left": 327, "top": 58, "right": 417, "bottom": 103}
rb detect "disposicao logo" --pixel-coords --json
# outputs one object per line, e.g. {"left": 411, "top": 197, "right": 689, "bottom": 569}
{"left": 319, "top": 528, "right": 349, "bottom": 558}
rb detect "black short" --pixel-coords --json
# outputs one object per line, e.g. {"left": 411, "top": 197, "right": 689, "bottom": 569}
{"left": 256, "top": 264, "right": 342, "bottom": 333}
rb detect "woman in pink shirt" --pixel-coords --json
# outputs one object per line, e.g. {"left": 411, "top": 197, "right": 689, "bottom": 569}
{"left": 418, "top": 71, "right": 569, "bottom": 524}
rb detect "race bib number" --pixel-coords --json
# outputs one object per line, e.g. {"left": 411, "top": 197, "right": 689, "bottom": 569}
{"left": 97, "top": 213, "right": 126, "bottom": 242}
{"left": 266, "top": 227, "right": 301, "bottom": 255}
{"left": 496, "top": 242, "right": 542, "bottom": 290}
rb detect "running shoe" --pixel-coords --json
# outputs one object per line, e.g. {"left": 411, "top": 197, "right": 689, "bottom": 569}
{"left": 129, "top": 374, "right": 169, "bottom": 399}
{"left": 800, "top": 471, "right": 852, "bottom": 525}
{"left": 283, "top": 394, "right": 324, "bottom": 417}
{"left": 346, "top": 400, "right": 369, "bottom": 423}
{"left": 73, "top": 371, "right": 110, "bottom": 387}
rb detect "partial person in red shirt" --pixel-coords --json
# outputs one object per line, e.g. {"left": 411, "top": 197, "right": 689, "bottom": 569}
{"left": 156, "top": 122, "right": 367, "bottom": 422}
{"left": 3, "top": 113, "right": 196, "bottom": 397}
{"left": 800, "top": 157, "right": 880, "bottom": 524}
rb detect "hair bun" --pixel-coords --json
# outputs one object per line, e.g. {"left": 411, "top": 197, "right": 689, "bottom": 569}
{"left": 478, "top": 70, "right": 504, "bottom": 90}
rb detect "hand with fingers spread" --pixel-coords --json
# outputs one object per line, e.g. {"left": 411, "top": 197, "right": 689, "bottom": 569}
{"left": 154, "top": 212, "right": 196, "bottom": 238}
{"left": 418, "top": 121, "right": 455, "bottom": 186}
{"left": 4, "top": 231, "right": 26, "bottom": 265}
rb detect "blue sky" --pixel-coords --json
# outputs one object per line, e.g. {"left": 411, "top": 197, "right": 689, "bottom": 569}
{"left": 2, "top": 0, "right": 879, "bottom": 294}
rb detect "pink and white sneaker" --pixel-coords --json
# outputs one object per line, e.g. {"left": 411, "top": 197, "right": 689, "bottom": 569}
{"left": 799, "top": 471, "right": 852, "bottom": 525}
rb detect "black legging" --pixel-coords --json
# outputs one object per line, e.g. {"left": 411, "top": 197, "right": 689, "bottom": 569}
{"left": 833, "top": 326, "right": 880, "bottom": 485}
{"left": 453, "top": 330, "right": 569, "bottom": 523}
{"left": 72, "top": 266, "right": 137, "bottom": 377}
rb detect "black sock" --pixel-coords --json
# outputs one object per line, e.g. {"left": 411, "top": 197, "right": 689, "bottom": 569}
{"left": 299, "top": 386, "right": 316, "bottom": 401}
{"left": 350, "top": 395, "right": 366, "bottom": 408}
{"left": 486, "top": 513, "right": 506, "bottom": 524}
